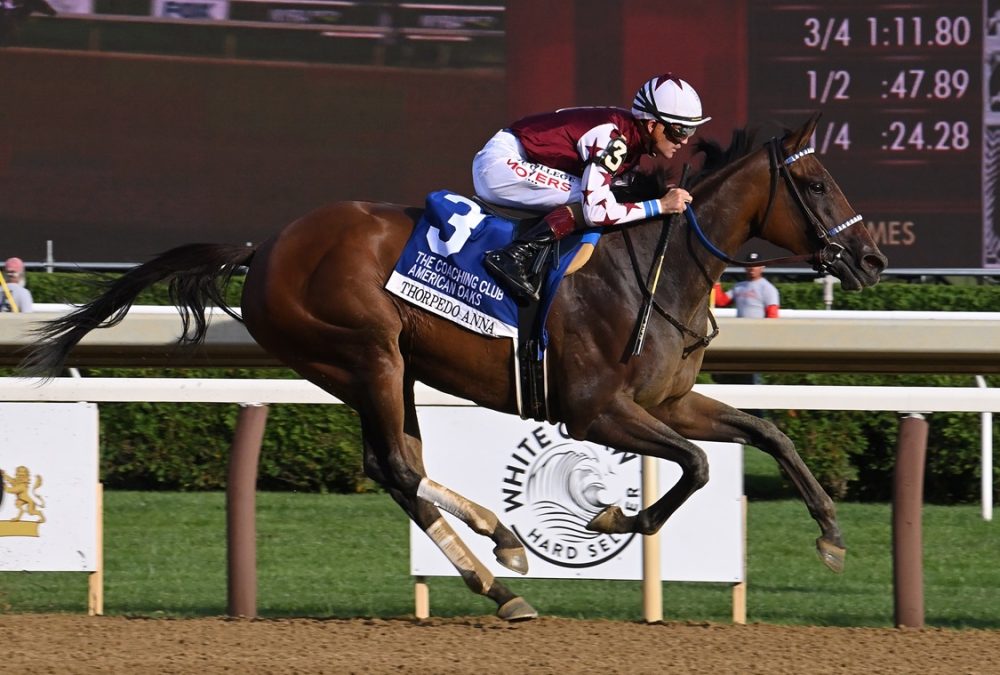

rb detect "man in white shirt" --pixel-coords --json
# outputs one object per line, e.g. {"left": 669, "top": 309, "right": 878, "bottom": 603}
{"left": 1, "top": 257, "right": 34, "bottom": 313}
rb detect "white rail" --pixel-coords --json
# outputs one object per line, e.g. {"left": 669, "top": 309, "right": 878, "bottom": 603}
{"left": 1, "top": 378, "right": 999, "bottom": 411}
{"left": 4, "top": 376, "right": 991, "bottom": 520}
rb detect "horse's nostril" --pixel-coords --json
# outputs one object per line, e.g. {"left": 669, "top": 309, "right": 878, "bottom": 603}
{"left": 864, "top": 253, "right": 887, "bottom": 275}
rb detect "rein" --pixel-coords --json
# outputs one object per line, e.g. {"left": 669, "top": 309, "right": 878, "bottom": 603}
{"left": 622, "top": 224, "right": 719, "bottom": 359}
{"left": 622, "top": 136, "right": 864, "bottom": 358}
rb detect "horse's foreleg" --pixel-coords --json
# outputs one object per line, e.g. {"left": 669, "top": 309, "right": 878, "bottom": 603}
{"left": 582, "top": 398, "right": 709, "bottom": 536}
{"left": 653, "top": 390, "right": 845, "bottom": 573}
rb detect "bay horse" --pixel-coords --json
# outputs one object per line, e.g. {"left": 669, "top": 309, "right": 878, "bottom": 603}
{"left": 24, "top": 114, "right": 886, "bottom": 620}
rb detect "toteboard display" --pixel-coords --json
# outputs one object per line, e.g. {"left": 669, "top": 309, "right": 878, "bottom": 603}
{"left": 748, "top": 0, "right": 995, "bottom": 268}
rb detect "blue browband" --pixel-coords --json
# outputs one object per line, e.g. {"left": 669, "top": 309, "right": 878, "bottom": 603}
{"left": 784, "top": 147, "right": 815, "bottom": 164}
{"left": 828, "top": 214, "right": 863, "bottom": 236}
{"left": 785, "top": 146, "right": 861, "bottom": 238}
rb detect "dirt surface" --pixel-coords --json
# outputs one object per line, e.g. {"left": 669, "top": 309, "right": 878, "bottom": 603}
{"left": 3, "top": 614, "right": 999, "bottom": 674}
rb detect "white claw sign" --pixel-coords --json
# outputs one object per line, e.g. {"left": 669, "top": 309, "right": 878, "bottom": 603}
{"left": 409, "top": 406, "right": 743, "bottom": 582}
{"left": 0, "top": 403, "right": 99, "bottom": 572}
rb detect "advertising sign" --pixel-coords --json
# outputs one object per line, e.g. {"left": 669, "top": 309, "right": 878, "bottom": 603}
{"left": 44, "top": 0, "right": 94, "bottom": 14}
{"left": 151, "top": 0, "right": 229, "bottom": 21}
{"left": 0, "top": 403, "right": 99, "bottom": 572}
{"left": 410, "top": 407, "right": 743, "bottom": 583}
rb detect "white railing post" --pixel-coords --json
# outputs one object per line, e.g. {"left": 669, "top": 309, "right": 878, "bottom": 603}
{"left": 975, "top": 376, "right": 993, "bottom": 521}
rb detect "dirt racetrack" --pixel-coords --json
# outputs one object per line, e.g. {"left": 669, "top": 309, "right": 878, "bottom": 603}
{"left": 3, "top": 614, "right": 999, "bottom": 674}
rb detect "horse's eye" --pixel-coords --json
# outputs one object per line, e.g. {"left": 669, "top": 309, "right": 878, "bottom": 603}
{"left": 808, "top": 182, "right": 826, "bottom": 195}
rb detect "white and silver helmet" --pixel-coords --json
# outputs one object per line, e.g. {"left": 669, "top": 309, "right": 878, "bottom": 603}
{"left": 631, "top": 73, "right": 711, "bottom": 138}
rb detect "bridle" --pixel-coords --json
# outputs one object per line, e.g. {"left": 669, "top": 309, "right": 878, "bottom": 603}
{"left": 623, "top": 136, "right": 864, "bottom": 358}
{"left": 686, "top": 137, "right": 863, "bottom": 273}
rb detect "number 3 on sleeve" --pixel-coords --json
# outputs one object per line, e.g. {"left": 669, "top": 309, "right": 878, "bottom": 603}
{"left": 599, "top": 137, "right": 628, "bottom": 173}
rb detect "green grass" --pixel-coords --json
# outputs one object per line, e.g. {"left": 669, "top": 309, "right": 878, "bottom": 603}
{"left": 1, "top": 490, "right": 998, "bottom": 628}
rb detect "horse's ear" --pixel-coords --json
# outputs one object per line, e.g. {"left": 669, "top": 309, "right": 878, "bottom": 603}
{"left": 788, "top": 112, "right": 822, "bottom": 152}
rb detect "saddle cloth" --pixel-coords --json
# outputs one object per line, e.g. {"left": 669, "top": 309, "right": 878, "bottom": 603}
{"left": 386, "top": 190, "right": 600, "bottom": 342}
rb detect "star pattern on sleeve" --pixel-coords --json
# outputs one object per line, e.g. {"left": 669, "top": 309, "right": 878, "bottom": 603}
{"left": 586, "top": 139, "right": 603, "bottom": 161}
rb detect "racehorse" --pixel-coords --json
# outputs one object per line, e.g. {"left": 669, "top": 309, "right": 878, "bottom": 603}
{"left": 23, "top": 114, "right": 886, "bottom": 621}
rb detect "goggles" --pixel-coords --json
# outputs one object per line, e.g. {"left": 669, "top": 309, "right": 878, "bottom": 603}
{"left": 663, "top": 122, "right": 697, "bottom": 143}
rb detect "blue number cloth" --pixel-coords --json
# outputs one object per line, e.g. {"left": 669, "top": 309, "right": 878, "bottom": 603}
{"left": 386, "top": 190, "right": 600, "bottom": 344}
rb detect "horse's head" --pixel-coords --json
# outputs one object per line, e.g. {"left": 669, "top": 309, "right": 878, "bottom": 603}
{"left": 755, "top": 114, "right": 887, "bottom": 290}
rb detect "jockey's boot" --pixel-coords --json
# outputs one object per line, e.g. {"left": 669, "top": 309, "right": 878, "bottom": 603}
{"left": 484, "top": 206, "right": 577, "bottom": 302}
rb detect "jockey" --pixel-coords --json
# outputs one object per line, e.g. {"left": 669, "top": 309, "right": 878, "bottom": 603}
{"left": 474, "top": 73, "right": 711, "bottom": 301}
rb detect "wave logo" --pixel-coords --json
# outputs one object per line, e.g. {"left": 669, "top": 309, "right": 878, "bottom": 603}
{"left": 501, "top": 426, "right": 641, "bottom": 568}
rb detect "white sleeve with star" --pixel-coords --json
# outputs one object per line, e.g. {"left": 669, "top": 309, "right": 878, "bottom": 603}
{"left": 575, "top": 123, "right": 662, "bottom": 228}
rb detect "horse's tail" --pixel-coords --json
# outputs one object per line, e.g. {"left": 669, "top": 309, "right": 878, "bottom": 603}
{"left": 20, "top": 243, "right": 255, "bottom": 378}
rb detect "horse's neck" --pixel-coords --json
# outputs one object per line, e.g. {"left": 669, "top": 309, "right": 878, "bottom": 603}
{"left": 591, "top": 153, "right": 764, "bottom": 319}
{"left": 657, "top": 175, "right": 759, "bottom": 315}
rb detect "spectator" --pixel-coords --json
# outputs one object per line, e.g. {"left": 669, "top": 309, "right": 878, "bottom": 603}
{"left": 711, "top": 254, "right": 779, "bottom": 405}
{"left": 1, "top": 257, "right": 34, "bottom": 313}
{"left": 713, "top": 253, "right": 780, "bottom": 319}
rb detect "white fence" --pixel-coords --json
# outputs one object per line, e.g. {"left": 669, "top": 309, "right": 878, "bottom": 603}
{"left": 0, "top": 377, "right": 995, "bottom": 521}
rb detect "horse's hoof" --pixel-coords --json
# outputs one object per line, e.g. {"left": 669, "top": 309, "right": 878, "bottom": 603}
{"left": 816, "top": 537, "right": 846, "bottom": 573}
{"left": 494, "top": 545, "right": 529, "bottom": 575}
{"left": 497, "top": 596, "right": 538, "bottom": 622}
{"left": 586, "top": 506, "right": 631, "bottom": 534}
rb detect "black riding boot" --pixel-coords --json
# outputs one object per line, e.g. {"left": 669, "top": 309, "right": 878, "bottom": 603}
{"left": 484, "top": 219, "right": 557, "bottom": 302}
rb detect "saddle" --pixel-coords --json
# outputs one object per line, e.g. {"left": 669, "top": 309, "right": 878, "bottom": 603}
{"left": 471, "top": 199, "right": 597, "bottom": 422}
{"left": 386, "top": 190, "right": 602, "bottom": 422}
{"left": 474, "top": 199, "right": 595, "bottom": 277}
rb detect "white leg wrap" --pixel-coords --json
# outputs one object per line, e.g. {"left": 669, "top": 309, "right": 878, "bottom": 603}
{"left": 426, "top": 518, "right": 494, "bottom": 592}
{"left": 418, "top": 477, "right": 496, "bottom": 533}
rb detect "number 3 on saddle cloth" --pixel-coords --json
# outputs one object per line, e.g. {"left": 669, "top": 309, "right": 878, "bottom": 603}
{"left": 385, "top": 190, "right": 600, "bottom": 420}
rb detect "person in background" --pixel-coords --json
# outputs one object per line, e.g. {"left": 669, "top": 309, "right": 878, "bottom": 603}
{"left": 713, "top": 253, "right": 780, "bottom": 319}
{"left": 1, "top": 257, "right": 34, "bottom": 313}
{"left": 711, "top": 254, "right": 778, "bottom": 407}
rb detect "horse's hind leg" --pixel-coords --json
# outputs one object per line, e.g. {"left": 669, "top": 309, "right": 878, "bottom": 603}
{"left": 348, "top": 357, "right": 534, "bottom": 620}
{"left": 360, "top": 409, "right": 535, "bottom": 620}
{"left": 391, "top": 483, "right": 536, "bottom": 621}
{"left": 386, "top": 378, "right": 528, "bottom": 575}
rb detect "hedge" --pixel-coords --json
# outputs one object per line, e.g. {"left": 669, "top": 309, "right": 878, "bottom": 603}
{"left": 743, "top": 278, "right": 1000, "bottom": 503}
{"left": 14, "top": 272, "right": 1000, "bottom": 502}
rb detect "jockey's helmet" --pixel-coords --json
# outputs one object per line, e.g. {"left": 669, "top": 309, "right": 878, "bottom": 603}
{"left": 631, "top": 74, "right": 711, "bottom": 137}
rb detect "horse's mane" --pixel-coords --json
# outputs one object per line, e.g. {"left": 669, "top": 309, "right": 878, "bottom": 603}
{"left": 687, "top": 127, "right": 759, "bottom": 188}
{"left": 612, "top": 126, "right": 759, "bottom": 202}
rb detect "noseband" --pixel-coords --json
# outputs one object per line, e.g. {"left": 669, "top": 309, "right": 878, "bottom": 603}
{"left": 686, "top": 137, "right": 863, "bottom": 273}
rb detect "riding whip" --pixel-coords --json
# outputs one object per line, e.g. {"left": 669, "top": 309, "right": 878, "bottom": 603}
{"left": 631, "top": 163, "right": 690, "bottom": 357}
